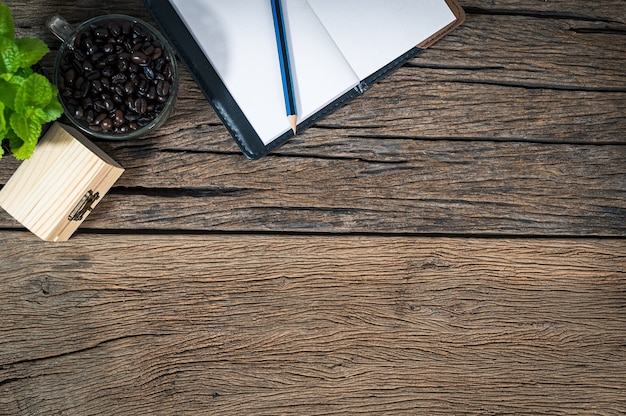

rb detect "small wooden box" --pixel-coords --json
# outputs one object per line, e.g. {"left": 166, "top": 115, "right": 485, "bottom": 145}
{"left": 0, "top": 122, "right": 124, "bottom": 242}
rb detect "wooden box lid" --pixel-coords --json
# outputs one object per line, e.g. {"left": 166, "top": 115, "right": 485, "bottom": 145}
{"left": 0, "top": 122, "right": 124, "bottom": 242}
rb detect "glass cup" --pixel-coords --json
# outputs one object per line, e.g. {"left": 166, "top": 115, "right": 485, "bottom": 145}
{"left": 48, "top": 14, "right": 178, "bottom": 140}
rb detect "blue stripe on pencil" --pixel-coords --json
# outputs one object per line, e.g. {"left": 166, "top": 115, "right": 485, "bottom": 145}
{"left": 270, "top": 0, "right": 298, "bottom": 134}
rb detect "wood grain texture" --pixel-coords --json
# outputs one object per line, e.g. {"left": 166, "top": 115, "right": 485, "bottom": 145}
{"left": 461, "top": 0, "right": 626, "bottom": 24}
{"left": 1, "top": 233, "right": 624, "bottom": 415}
{"left": 3, "top": 140, "right": 624, "bottom": 235}
{"left": 1, "top": 0, "right": 625, "bottom": 414}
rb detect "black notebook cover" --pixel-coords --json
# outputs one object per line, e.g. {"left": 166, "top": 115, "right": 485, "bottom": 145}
{"left": 144, "top": 0, "right": 464, "bottom": 159}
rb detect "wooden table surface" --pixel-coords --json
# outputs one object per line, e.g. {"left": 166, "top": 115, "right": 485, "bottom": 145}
{"left": 1, "top": 0, "right": 625, "bottom": 414}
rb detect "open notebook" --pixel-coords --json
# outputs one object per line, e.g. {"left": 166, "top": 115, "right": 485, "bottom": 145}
{"left": 145, "top": 0, "right": 464, "bottom": 159}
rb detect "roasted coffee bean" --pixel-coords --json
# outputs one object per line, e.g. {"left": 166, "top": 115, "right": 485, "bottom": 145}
{"left": 71, "top": 59, "right": 83, "bottom": 73}
{"left": 133, "top": 26, "right": 147, "bottom": 39}
{"left": 82, "top": 61, "right": 93, "bottom": 72}
{"left": 81, "top": 97, "right": 93, "bottom": 109}
{"left": 113, "top": 85, "right": 125, "bottom": 97}
{"left": 123, "top": 39, "right": 133, "bottom": 52}
{"left": 156, "top": 80, "right": 170, "bottom": 96}
{"left": 74, "top": 49, "right": 86, "bottom": 62}
{"left": 111, "top": 73, "right": 127, "bottom": 85}
{"left": 101, "top": 66, "right": 114, "bottom": 78}
{"left": 80, "top": 81, "right": 90, "bottom": 98}
{"left": 151, "top": 48, "right": 162, "bottom": 60}
{"left": 74, "top": 32, "right": 84, "bottom": 48}
{"left": 104, "top": 98, "right": 115, "bottom": 112}
{"left": 142, "top": 42, "right": 154, "bottom": 55}
{"left": 91, "top": 79, "right": 103, "bottom": 94}
{"left": 143, "top": 66, "right": 154, "bottom": 80}
{"left": 154, "top": 57, "right": 164, "bottom": 72}
{"left": 117, "top": 59, "right": 128, "bottom": 73}
{"left": 136, "top": 79, "right": 148, "bottom": 96}
{"left": 90, "top": 52, "right": 104, "bottom": 62}
{"left": 113, "top": 109, "right": 125, "bottom": 126}
{"left": 86, "top": 70, "right": 100, "bottom": 81}
{"left": 162, "top": 64, "right": 173, "bottom": 80}
{"left": 103, "top": 43, "right": 114, "bottom": 54}
{"left": 146, "top": 86, "right": 157, "bottom": 100}
{"left": 83, "top": 38, "right": 96, "bottom": 55}
{"left": 138, "top": 116, "right": 152, "bottom": 127}
{"left": 64, "top": 68, "right": 76, "bottom": 85}
{"left": 100, "top": 118, "right": 113, "bottom": 131}
{"left": 123, "top": 81, "right": 135, "bottom": 95}
{"left": 134, "top": 98, "right": 147, "bottom": 114}
{"left": 109, "top": 22, "right": 121, "bottom": 37}
{"left": 93, "top": 100, "right": 106, "bottom": 112}
{"left": 94, "top": 112, "right": 107, "bottom": 125}
{"left": 130, "top": 51, "right": 148, "bottom": 66}
{"left": 121, "top": 20, "right": 132, "bottom": 35}
{"left": 94, "top": 26, "right": 109, "bottom": 38}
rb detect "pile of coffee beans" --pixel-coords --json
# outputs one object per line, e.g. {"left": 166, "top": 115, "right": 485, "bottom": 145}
{"left": 57, "top": 18, "right": 175, "bottom": 135}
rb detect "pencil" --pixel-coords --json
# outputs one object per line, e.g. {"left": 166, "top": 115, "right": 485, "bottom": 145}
{"left": 270, "top": 0, "right": 297, "bottom": 134}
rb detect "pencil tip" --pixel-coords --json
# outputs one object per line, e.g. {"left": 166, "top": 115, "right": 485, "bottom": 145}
{"left": 288, "top": 115, "right": 297, "bottom": 134}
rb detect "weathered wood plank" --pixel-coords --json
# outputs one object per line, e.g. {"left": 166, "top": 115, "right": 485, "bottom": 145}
{"left": 412, "top": 14, "right": 626, "bottom": 91}
{"left": 461, "top": 0, "right": 626, "bottom": 24}
{"left": 3, "top": 141, "right": 624, "bottom": 235}
{"left": 1, "top": 234, "right": 624, "bottom": 415}
{"left": 305, "top": 79, "right": 626, "bottom": 143}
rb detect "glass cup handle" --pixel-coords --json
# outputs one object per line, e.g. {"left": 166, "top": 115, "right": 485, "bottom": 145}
{"left": 47, "top": 15, "right": 74, "bottom": 43}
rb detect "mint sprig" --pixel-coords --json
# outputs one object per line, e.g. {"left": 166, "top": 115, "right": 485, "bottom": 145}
{"left": 0, "top": 2, "right": 63, "bottom": 160}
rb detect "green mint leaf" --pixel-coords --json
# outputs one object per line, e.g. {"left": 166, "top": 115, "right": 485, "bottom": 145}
{"left": 10, "top": 111, "right": 41, "bottom": 145}
{"left": 0, "top": 100, "right": 6, "bottom": 137}
{"left": 14, "top": 72, "right": 52, "bottom": 112}
{"left": 28, "top": 107, "right": 48, "bottom": 124}
{"left": 16, "top": 37, "right": 49, "bottom": 68}
{"left": 0, "top": 36, "right": 19, "bottom": 73}
{"left": 0, "top": 3, "right": 14, "bottom": 40}
{"left": 2, "top": 66, "right": 32, "bottom": 86}
{"left": 42, "top": 96, "right": 63, "bottom": 123}
{"left": 0, "top": 77, "right": 16, "bottom": 109}
{"left": 9, "top": 133, "right": 36, "bottom": 160}
{"left": 15, "top": 66, "right": 33, "bottom": 78}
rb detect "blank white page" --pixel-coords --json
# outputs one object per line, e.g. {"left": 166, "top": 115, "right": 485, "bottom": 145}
{"left": 283, "top": 1, "right": 360, "bottom": 123}
{"left": 307, "top": 0, "right": 457, "bottom": 79}
{"left": 169, "top": 0, "right": 359, "bottom": 145}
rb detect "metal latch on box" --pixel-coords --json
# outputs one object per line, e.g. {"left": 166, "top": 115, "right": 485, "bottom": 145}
{"left": 68, "top": 190, "right": 100, "bottom": 221}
